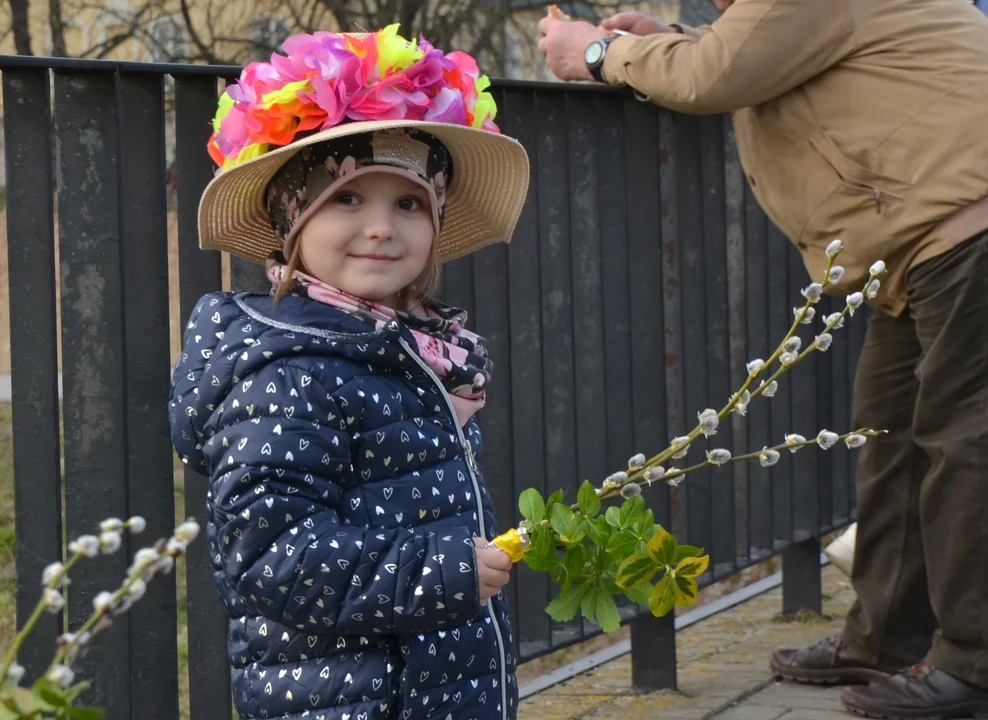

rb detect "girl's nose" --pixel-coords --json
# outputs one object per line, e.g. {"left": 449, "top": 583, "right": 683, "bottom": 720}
{"left": 363, "top": 202, "right": 396, "bottom": 241}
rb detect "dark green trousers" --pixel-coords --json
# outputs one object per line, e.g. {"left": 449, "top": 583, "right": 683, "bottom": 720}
{"left": 841, "top": 230, "right": 988, "bottom": 687}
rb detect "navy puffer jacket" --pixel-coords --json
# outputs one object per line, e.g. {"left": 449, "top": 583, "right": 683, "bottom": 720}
{"left": 169, "top": 291, "right": 517, "bottom": 720}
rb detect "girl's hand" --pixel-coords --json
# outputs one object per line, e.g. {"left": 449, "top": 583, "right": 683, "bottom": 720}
{"left": 473, "top": 537, "right": 512, "bottom": 604}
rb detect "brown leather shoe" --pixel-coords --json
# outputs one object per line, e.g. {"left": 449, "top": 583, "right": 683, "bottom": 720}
{"left": 840, "top": 662, "right": 988, "bottom": 719}
{"left": 770, "top": 636, "right": 892, "bottom": 685}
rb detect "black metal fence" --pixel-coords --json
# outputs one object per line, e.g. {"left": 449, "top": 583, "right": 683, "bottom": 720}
{"left": 1, "top": 55, "right": 863, "bottom": 720}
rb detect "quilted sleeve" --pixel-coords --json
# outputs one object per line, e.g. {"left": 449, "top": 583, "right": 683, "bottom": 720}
{"left": 204, "top": 363, "right": 483, "bottom": 636}
{"left": 169, "top": 291, "right": 238, "bottom": 472}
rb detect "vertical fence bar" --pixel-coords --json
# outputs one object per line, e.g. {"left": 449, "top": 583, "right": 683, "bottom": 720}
{"left": 847, "top": 305, "right": 869, "bottom": 520}
{"left": 830, "top": 300, "right": 852, "bottom": 524}
{"left": 471, "top": 233, "right": 514, "bottom": 556}
{"left": 744, "top": 191, "right": 772, "bottom": 560}
{"left": 769, "top": 228, "right": 795, "bottom": 548}
{"left": 566, "top": 91, "right": 609, "bottom": 628}
{"left": 500, "top": 87, "right": 551, "bottom": 659}
{"left": 116, "top": 71, "right": 179, "bottom": 719}
{"left": 676, "top": 113, "right": 714, "bottom": 567}
{"left": 782, "top": 244, "right": 821, "bottom": 613}
{"left": 627, "top": 101, "right": 668, "bottom": 526}
{"left": 535, "top": 88, "right": 581, "bottom": 647}
{"left": 596, "top": 94, "right": 634, "bottom": 528}
{"left": 596, "top": 94, "right": 634, "bottom": 474}
{"left": 723, "top": 117, "right": 749, "bottom": 567}
{"left": 471, "top": 237, "right": 515, "bottom": 628}
{"left": 3, "top": 68, "right": 63, "bottom": 683}
{"left": 442, "top": 253, "right": 475, "bottom": 316}
{"left": 700, "top": 114, "right": 735, "bottom": 580}
{"left": 789, "top": 247, "right": 819, "bottom": 542}
{"left": 174, "top": 74, "right": 233, "bottom": 720}
{"left": 815, "top": 296, "right": 836, "bottom": 533}
{"left": 658, "top": 108, "right": 687, "bottom": 544}
{"left": 595, "top": 94, "right": 638, "bottom": 622}
{"left": 471, "top": 86, "right": 518, "bottom": 643}
{"left": 626, "top": 98, "right": 675, "bottom": 691}
{"left": 631, "top": 613, "right": 678, "bottom": 690}
{"left": 53, "top": 69, "right": 131, "bottom": 718}
{"left": 229, "top": 256, "right": 270, "bottom": 293}
{"left": 782, "top": 537, "right": 823, "bottom": 614}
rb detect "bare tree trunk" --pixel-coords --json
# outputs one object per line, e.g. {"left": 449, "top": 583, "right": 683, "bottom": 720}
{"left": 49, "top": 0, "right": 67, "bottom": 56}
{"left": 397, "top": 0, "right": 425, "bottom": 36}
{"left": 9, "top": 0, "right": 32, "bottom": 55}
{"left": 678, "top": 0, "right": 719, "bottom": 27}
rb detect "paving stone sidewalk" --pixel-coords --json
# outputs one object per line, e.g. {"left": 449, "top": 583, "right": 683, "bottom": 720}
{"left": 519, "top": 565, "right": 856, "bottom": 720}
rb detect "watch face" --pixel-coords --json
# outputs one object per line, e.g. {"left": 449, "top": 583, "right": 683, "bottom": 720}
{"left": 585, "top": 42, "right": 603, "bottom": 65}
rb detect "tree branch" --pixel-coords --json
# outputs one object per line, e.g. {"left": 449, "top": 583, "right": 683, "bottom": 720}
{"left": 9, "top": 0, "right": 32, "bottom": 55}
{"left": 49, "top": 0, "right": 67, "bottom": 56}
{"left": 178, "top": 0, "right": 220, "bottom": 64}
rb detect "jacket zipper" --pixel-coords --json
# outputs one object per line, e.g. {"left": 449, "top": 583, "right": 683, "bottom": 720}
{"left": 398, "top": 338, "right": 509, "bottom": 720}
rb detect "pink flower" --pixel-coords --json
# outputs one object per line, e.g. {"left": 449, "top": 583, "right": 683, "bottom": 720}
{"left": 347, "top": 76, "right": 427, "bottom": 121}
{"left": 275, "top": 32, "right": 349, "bottom": 81}
{"left": 227, "top": 62, "right": 282, "bottom": 104}
{"left": 214, "top": 104, "right": 250, "bottom": 156}
{"left": 403, "top": 46, "right": 454, "bottom": 93}
{"left": 308, "top": 76, "right": 350, "bottom": 128}
{"left": 444, "top": 51, "right": 481, "bottom": 108}
{"left": 425, "top": 87, "right": 467, "bottom": 125}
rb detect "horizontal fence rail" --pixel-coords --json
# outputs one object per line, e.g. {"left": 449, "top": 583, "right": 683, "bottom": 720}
{"left": 1, "top": 56, "right": 862, "bottom": 720}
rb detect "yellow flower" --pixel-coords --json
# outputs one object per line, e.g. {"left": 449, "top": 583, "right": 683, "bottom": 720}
{"left": 376, "top": 24, "right": 423, "bottom": 75}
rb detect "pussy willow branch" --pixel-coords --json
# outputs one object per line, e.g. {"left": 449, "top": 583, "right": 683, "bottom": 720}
{"left": 45, "top": 568, "right": 146, "bottom": 674}
{"left": 640, "top": 428, "right": 887, "bottom": 489}
{"left": 636, "top": 254, "right": 841, "bottom": 470}
{"left": 0, "top": 553, "right": 85, "bottom": 685}
{"left": 748, "top": 303, "right": 850, "bottom": 403}
{"left": 562, "top": 244, "right": 885, "bottom": 509}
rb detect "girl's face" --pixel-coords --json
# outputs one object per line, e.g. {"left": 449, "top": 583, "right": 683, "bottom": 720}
{"left": 296, "top": 172, "right": 436, "bottom": 307}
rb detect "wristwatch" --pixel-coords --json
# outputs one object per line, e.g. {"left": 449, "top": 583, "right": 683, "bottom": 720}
{"left": 584, "top": 36, "right": 617, "bottom": 82}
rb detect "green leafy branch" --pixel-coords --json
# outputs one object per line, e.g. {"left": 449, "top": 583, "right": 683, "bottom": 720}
{"left": 517, "top": 486, "right": 708, "bottom": 632}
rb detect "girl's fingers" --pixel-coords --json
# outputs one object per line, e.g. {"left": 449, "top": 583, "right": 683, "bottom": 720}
{"left": 480, "top": 576, "right": 509, "bottom": 598}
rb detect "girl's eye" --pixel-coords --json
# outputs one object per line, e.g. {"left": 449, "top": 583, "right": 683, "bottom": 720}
{"left": 335, "top": 192, "right": 360, "bottom": 205}
{"left": 398, "top": 196, "right": 426, "bottom": 212}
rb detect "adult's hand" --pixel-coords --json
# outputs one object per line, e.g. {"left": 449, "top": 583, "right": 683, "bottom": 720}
{"left": 600, "top": 12, "right": 679, "bottom": 36}
{"left": 537, "top": 16, "right": 607, "bottom": 82}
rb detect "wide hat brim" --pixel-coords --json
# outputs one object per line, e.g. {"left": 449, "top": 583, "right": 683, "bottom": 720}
{"left": 198, "top": 119, "right": 530, "bottom": 265}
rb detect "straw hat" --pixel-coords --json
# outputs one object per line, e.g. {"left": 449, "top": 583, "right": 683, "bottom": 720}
{"left": 197, "top": 27, "right": 530, "bottom": 265}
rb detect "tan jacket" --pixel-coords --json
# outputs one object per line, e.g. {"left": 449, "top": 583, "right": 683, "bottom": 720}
{"left": 603, "top": 0, "right": 988, "bottom": 316}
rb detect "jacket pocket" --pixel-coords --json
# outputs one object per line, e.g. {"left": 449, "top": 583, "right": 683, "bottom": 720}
{"left": 807, "top": 130, "right": 909, "bottom": 212}
{"left": 797, "top": 130, "right": 907, "bottom": 290}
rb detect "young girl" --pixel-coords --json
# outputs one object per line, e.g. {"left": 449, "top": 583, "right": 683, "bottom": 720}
{"left": 169, "top": 27, "right": 529, "bottom": 720}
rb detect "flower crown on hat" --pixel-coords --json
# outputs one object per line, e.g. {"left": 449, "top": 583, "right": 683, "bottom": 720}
{"left": 207, "top": 24, "right": 500, "bottom": 172}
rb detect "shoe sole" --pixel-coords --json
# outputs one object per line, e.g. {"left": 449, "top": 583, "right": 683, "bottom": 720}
{"left": 841, "top": 697, "right": 988, "bottom": 720}
{"left": 769, "top": 659, "right": 890, "bottom": 686}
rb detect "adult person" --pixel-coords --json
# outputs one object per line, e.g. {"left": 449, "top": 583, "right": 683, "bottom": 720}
{"left": 538, "top": 1, "right": 988, "bottom": 718}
